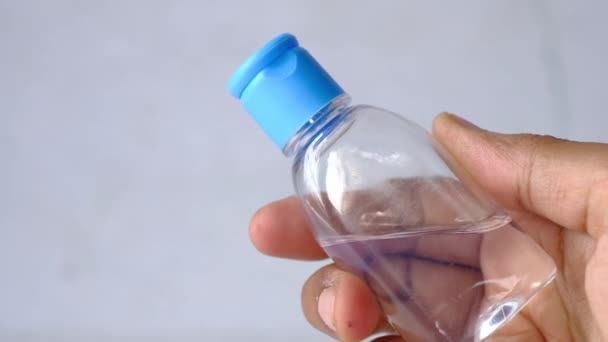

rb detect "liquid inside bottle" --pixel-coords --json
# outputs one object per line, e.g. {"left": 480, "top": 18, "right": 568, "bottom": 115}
{"left": 228, "top": 33, "right": 557, "bottom": 341}
{"left": 321, "top": 223, "right": 554, "bottom": 341}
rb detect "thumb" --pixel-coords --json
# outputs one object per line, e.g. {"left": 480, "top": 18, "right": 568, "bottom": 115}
{"left": 432, "top": 113, "right": 608, "bottom": 239}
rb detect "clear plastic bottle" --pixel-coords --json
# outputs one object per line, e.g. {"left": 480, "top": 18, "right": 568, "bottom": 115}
{"left": 228, "top": 33, "right": 556, "bottom": 341}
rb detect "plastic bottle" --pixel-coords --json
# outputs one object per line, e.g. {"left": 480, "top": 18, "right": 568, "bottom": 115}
{"left": 228, "top": 33, "right": 556, "bottom": 341}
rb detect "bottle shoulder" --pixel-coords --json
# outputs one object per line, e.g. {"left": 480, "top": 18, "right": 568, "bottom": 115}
{"left": 292, "top": 104, "right": 428, "bottom": 176}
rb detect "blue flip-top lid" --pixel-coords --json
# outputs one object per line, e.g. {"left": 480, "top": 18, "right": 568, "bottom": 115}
{"left": 228, "top": 33, "right": 345, "bottom": 148}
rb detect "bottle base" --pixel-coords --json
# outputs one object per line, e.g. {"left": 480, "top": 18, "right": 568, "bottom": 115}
{"left": 475, "top": 270, "right": 556, "bottom": 341}
{"left": 323, "top": 220, "right": 557, "bottom": 341}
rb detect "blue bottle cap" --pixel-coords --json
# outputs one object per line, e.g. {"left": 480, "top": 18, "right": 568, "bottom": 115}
{"left": 228, "top": 33, "right": 345, "bottom": 148}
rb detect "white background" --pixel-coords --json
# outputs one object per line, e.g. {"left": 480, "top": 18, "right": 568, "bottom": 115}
{"left": 1, "top": 1, "right": 607, "bottom": 341}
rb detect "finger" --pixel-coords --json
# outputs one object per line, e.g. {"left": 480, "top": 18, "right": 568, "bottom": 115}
{"left": 301, "top": 264, "right": 386, "bottom": 341}
{"left": 432, "top": 113, "right": 608, "bottom": 238}
{"left": 249, "top": 196, "right": 327, "bottom": 260}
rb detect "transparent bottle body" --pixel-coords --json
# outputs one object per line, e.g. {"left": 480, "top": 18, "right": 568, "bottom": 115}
{"left": 287, "top": 96, "right": 556, "bottom": 341}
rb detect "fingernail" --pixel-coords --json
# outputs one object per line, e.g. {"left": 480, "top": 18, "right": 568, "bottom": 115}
{"left": 443, "top": 112, "right": 481, "bottom": 131}
{"left": 318, "top": 286, "right": 336, "bottom": 331}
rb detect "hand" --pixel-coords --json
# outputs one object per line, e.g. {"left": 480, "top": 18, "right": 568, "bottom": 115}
{"left": 249, "top": 113, "right": 608, "bottom": 341}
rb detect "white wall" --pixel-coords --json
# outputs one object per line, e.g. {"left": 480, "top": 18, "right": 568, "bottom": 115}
{"left": 1, "top": 1, "right": 607, "bottom": 341}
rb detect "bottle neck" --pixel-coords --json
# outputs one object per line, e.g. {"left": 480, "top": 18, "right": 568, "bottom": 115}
{"left": 282, "top": 94, "right": 352, "bottom": 157}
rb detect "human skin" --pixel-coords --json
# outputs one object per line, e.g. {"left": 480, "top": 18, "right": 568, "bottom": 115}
{"left": 249, "top": 113, "right": 608, "bottom": 341}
